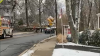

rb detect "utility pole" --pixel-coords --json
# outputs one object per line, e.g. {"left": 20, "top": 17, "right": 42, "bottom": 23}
{"left": 99, "top": 0, "right": 100, "bottom": 13}
{"left": 39, "top": 0, "right": 42, "bottom": 32}
{"left": 55, "top": 0, "right": 57, "bottom": 35}
{"left": 12, "top": 0, "right": 16, "bottom": 28}
{"left": 25, "top": 0, "right": 29, "bottom": 27}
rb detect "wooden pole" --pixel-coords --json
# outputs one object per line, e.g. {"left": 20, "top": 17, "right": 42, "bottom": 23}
{"left": 25, "top": 0, "right": 29, "bottom": 27}
{"left": 39, "top": 0, "right": 42, "bottom": 32}
{"left": 55, "top": 0, "right": 57, "bottom": 35}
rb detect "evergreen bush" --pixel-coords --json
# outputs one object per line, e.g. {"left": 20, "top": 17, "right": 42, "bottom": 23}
{"left": 89, "top": 29, "right": 100, "bottom": 47}
{"left": 79, "top": 30, "right": 91, "bottom": 45}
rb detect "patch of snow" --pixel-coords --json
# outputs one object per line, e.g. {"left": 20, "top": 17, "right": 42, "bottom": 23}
{"left": 52, "top": 48, "right": 100, "bottom": 56}
{"left": 57, "top": 42, "right": 100, "bottom": 48}
{"left": 22, "top": 50, "right": 34, "bottom": 56}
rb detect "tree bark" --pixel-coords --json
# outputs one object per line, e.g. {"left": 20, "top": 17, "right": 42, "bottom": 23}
{"left": 25, "top": 0, "right": 29, "bottom": 27}
{"left": 55, "top": 0, "right": 58, "bottom": 35}
{"left": 66, "top": 0, "right": 78, "bottom": 43}
{"left": 39, "top": 0, "right": 42, "bottom": 32}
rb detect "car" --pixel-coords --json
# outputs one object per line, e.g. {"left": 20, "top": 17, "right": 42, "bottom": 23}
{"left": 44, "top": 27, "right": 54, "bottom": 34}
{"left": 66, "top": 34, "right": 72, "bottom": 42}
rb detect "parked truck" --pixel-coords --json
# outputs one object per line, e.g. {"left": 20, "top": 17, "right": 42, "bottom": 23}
{"left": 0, "top": 16, "right": 13, "bottom": 39}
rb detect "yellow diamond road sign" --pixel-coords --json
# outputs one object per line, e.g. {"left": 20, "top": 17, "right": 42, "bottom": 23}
{"left": 0, "top": 0, "right": 3, "bottom": 3}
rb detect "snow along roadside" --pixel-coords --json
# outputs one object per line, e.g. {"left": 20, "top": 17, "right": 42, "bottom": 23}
{"left": 52, "top": 42, "right": 100, "bottom": 56}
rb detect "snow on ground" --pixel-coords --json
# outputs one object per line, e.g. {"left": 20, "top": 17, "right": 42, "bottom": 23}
{"left": 57, "top": 42, "right": 100, "bottom": 48}
{"left": 52, "top": 48, "right": 100, "bottom": 56}
{"left": 52, "top": 42, "right": 100, "bottom": 56}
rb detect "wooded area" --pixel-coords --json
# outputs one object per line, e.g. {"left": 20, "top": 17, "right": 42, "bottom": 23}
{"left": 0, "top": 0, "right": 100, "bottom": 43}
{"left": 65, "top": 0, "right": 100, "bottom": 43}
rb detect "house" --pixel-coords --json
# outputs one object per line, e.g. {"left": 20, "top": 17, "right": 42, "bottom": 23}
{"left": 97, "top": 13, "right": 100, "bottom": 29}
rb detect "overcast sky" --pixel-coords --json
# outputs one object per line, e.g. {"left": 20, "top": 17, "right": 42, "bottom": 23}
{"left": 57, "top": 0, "right": 66, "bottom": 14}
{"left": 16, "top": 0, "right": 66, "bottom": 15}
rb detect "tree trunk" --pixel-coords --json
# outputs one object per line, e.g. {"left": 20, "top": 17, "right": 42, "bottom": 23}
{"left": 39, "top": 0, "right": 42, "bottom": 32}
{"left": 55, "top": 0, "right": 58, "bottom": 35}
{"left": 66, "top": 0, "right": 78, "bottom": 43}
{"left": 25, "top": 0, "right": 29, "bottom": 27}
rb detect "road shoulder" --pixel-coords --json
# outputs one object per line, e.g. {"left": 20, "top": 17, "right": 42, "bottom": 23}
{"left": 19, "top": 36, "right": 56, "bottom": 56}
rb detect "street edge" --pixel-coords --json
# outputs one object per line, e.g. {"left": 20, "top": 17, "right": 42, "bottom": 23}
{"left": 0, "top": 32, "right": 34, "bottom": 41}
{"left": 19, "top": 35, "right": 56, "bottom": 56}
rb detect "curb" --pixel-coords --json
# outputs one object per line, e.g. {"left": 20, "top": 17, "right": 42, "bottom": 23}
{"left": 19, "top": 35, "right": 56, "bottom": 56}
{"left": 13, "top": 32, "right": 33, "bottom": 36}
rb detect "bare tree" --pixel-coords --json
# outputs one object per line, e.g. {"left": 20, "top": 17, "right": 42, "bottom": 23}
{"left": 66, "top": 0, "right": 78, "bottom": 43}
{"left": 43, "top": 0, "right": 55, "bottom": 18}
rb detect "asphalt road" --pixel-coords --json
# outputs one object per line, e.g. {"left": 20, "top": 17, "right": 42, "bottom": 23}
{"left": 0, "top": 33, "right": 54, "bottom": 56}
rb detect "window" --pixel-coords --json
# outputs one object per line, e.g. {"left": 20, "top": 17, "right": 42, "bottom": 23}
{"left": 0, "top": 20, "right": 1, "bottom": 26}
{"left": 97, "top": 13, "right": 100, "bottom": 29}
{"left": 99, "top": 17, "right": 100, "bottom": 28}
{"left": 2, "top": 23, "right": 9, "bottom": 27}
